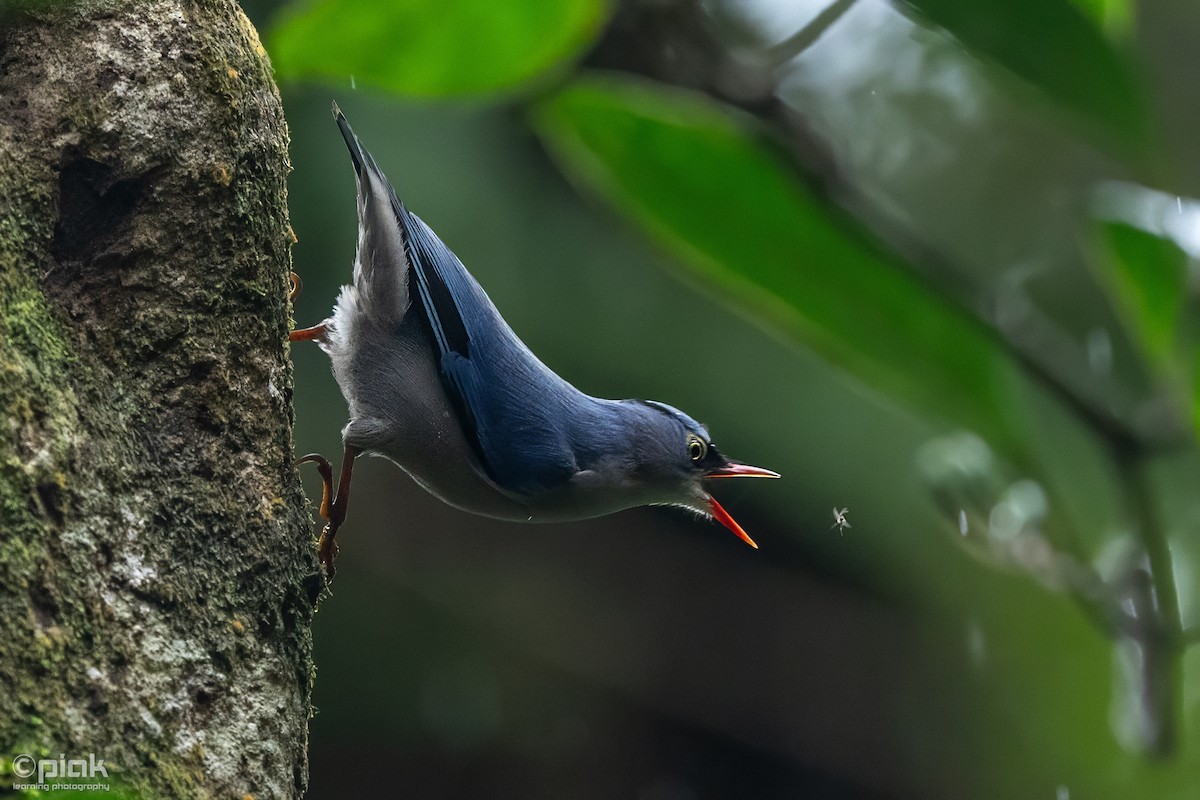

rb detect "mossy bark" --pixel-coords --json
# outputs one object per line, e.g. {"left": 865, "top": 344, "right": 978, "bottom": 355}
{"left": 0, "top": 1, "right": 316, "bottom": 797}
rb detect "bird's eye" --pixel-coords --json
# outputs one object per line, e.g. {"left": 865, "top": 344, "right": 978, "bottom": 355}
{"left": 687, "top": 435, "right": 707, "bottom": 462}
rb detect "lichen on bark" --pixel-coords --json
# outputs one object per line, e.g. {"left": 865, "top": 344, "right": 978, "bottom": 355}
{"left": 0, "top": 1, "right": 316, "bottom": 798}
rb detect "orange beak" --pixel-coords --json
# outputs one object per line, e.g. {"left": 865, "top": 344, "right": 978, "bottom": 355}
{"left": 704, "top": 461, "right": 780, "bottom": 549}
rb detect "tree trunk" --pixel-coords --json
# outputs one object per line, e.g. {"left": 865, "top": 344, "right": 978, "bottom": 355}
{"left": 0, "top": 1, "right": 316, "bottom": 797}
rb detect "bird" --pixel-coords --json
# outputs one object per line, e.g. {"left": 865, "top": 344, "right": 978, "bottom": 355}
{"left": 289, "top": 103, "right": 779, "bottom": 579}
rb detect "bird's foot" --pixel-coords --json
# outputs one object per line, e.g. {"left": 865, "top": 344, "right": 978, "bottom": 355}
{"left": 294, "top": 446, "right": 359, "bottom": 584}
{"left": 294, "top": 452, "right": 337, "bottom": 581}
{"left": 287, "top": 272, "right": 329, "bottom": 342}
{"left": 317, "top": 527, "right": 340, "bottom": 582}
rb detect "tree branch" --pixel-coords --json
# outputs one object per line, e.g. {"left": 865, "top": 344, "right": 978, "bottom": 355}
{"left": 0, "top": 1, "right": 315, "bottom": 797}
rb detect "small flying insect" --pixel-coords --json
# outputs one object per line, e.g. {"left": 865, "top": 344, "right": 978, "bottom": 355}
{"left": 832, "top": 507, "right": 851, "bottom": 534}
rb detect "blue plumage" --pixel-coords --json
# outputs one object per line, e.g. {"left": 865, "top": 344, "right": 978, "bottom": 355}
{"left": 292, "top": 104, "right": 777, "bottom": 579}
{"left": 338, "top": 110, "right": 584, "bottom": 495}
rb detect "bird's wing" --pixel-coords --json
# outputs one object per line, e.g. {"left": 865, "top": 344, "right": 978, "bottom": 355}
{"left": 334, "top": 105, "right": 576, "bottom": 496}
{"left": 399, "top": 208, "right": 578, "bottom": 496}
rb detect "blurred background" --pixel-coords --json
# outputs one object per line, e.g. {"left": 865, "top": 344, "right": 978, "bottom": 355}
{"left": 245, "top": 0, "right": 1200, "bottom": 796}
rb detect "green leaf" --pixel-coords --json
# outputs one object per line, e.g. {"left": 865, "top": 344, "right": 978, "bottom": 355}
{"left": 893, "top": 0, "right": 1147, "bottom": 151}
{"left": 1068, "top": 0, "right": 1132, "bottom": 34}
{"left": 269, "top": 0, "right": 609, "bottom": 97}
{"left": 1096, "top": 221, "right": 1198, "bottom": 430}
{"left": 1101, "top": 224, "right": 1188, "bottom": 367}
{"left": 532, "top": 75, "right": 1030, "bottom": 451}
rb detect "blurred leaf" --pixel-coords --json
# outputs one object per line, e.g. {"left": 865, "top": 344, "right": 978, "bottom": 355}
{"left": 270, "top": 0, "right": 609, "bottom": 97}
{"left": 1069, "top": 0, "right": 1132, "bottom": 35}
{"left": 1097, "top": 222, "right": 1197, "bottom": 430}
{"left": 892, "top": 0, "right": 1147, "bottom": 151}
{"left": 1101, "top": 223, "right": 1188, "bottom": 367}
{"left": 533, "top": 75, "right": 1031, "bottom": 453}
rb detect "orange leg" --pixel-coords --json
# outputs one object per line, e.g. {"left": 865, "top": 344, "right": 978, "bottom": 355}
{"left": 288, "top": 272, "right": 328, "bottom": 342}
{"left": 295, "top": 445, "right": 361, "bottom": 582}
{"left": 289, "top": 324, "right": 328, "bottom": 343}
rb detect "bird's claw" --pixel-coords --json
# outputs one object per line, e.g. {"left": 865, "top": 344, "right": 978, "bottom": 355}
{"left": 287, "top": 272, "right": 329, "bottom": 342}
{"left": 293, "top": 447, "right": 358, "bottom": 585}
{"left": 317, "top": 528, "right": 340, "bottom": 582}
{"left": 294, "top": 452, "right": 339, "bottom": 582}
{"left": 294, "top": 453, "right": 333, "bottom": 517}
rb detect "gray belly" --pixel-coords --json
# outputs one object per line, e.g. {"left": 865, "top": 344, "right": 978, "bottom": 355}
{"left": 328, "top": 312, "right": 539, "bottom": 522}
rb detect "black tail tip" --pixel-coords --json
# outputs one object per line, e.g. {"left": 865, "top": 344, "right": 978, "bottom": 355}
{"left": 331, "top": 100, "right": 344, "bottom": 121}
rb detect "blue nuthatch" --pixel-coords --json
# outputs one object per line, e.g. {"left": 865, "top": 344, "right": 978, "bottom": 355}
{"left": 290, "top": 104, "right": 779, "bottom": 578}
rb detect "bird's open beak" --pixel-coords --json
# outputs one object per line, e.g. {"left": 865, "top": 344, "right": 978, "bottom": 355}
{"left": 703, "top": 461, "right": 780, "bottom": 549}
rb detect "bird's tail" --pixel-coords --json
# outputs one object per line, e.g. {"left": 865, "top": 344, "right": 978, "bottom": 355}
{"left": 332, "top": 101, "right": 370, "bottom": 178}
{"left": 330, "top": 101, "right": 411, "bottom": 327}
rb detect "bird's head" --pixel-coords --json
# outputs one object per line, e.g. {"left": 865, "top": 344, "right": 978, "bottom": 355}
{"left": 626, "top": 400, "right": 779, "bottom": 549}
